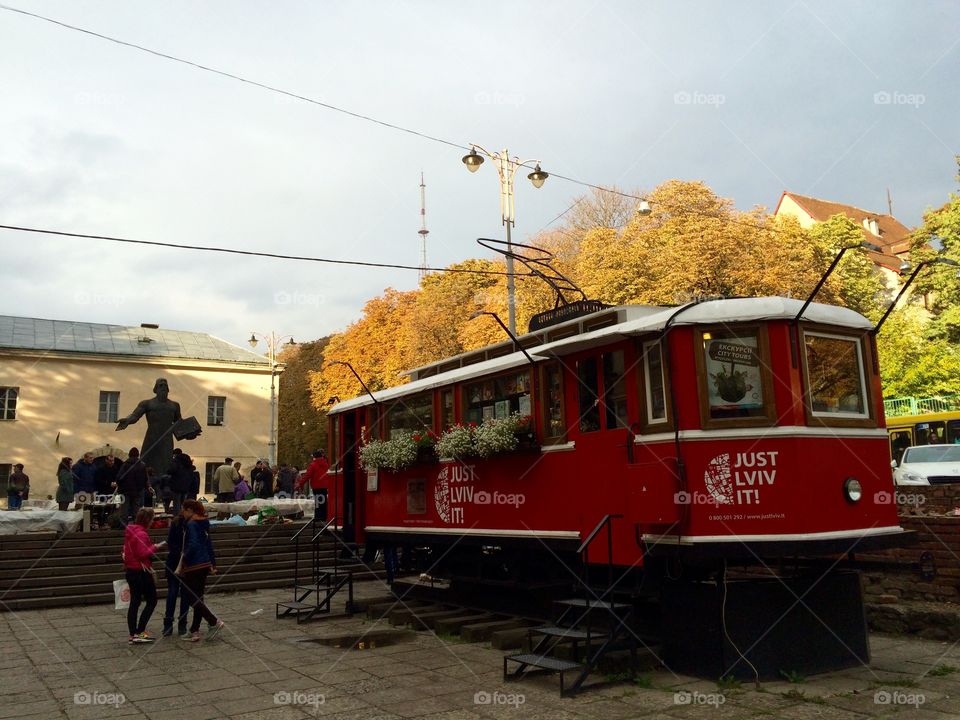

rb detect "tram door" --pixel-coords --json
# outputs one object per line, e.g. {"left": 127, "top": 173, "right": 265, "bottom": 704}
{"left": 571, "top": 346, "right": 634, "bottom": 565}
{"left": 341, "top": 410, "right": 359, "bottom": 543}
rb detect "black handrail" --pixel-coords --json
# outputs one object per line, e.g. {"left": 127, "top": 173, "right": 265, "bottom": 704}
{"left": 291, "top": 516, "right": 317, "bottom": 541}
{"left": 577, "top": 514, "right": 622, "bottom": 555}
{"left": 310, "top": 516, "right": 337, "bottom": 543}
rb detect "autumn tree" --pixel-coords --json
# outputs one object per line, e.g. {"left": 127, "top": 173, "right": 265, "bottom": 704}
{"left": 308, "top": 288, "right": 417, "bottom": 410}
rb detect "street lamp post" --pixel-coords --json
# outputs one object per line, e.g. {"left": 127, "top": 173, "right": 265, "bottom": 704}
{"left": 248, "top": 331, "right": 296, "bottom": 466}
{"left": 462, "top": 144, "right": 549, "bottom": 334}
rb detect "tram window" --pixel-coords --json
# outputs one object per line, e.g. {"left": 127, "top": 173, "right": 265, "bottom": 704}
{"left": 384, "top": 393, "right": 434, "bottom": 438}
{"left": 440, "top": 389, "right": 455, "bottom": 431}
{"left": 577, "top": 357, "right": 601, "bottom": 432}
{"left": 803, "top": 333, "right": 868, "bottom": 418}
{"left": 700, "top": 328, "right": 769, "bottom": 421}
{"left": 541, "top": 363, "right": 566, "bottom": 440}
{"left": 463, "top": 370, "right": 532, "bottom": 425}
{"left": 643, "top": 340, "right": 667, "bottom": 424}
{"left": 603, "top": 351, "right": 628, "bottom": 429}
{"left": 948, "top": 420, "right": 960, "bottom": 444}
{"left": 889, "top": 430, "right": 912, "bottom": 464}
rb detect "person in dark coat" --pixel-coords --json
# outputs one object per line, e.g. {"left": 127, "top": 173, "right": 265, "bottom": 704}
{"left": 56, "top": 458, "right": 74, "bottom": 511}
{"left": 117, "top": 448, "right": 148, "bottom": 522}
{"left": 169, "top": 449, "right": 192, "bottom": 515}
{"left": 256, "top": 462, "right": 274, "bottom": 499}
{"left": 162, "top": 511, "right": 190, "bottom": 637}
{"left": 95, "top": 455, "right": 121, "bottom": 495}
{"left": 72, "top": 453, "right": 98, "bottom": 494}
{"left": 276, "top": 464, "right": 297, "bottom": 497}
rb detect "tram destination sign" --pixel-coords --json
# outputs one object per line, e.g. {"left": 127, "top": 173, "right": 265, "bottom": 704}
{"left": 528, "top": 300, "right": 609, "bottom": 332}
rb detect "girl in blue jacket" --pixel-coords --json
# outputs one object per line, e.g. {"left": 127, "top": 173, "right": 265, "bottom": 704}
{"left": 177, "top": 500, "right": 224, "bottom": 642}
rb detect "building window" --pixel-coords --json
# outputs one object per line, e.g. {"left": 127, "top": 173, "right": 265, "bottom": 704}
{"left": 207, "top": 396, "right": 226, "bottom": 426}
{"left": 98, "top": 391, "right": 120, "bottom": 423}
{"left": 602, "top": 351, "right": 628, "bottom": 430}
{"left": 204, "top": 462, "right": 219, "bottom": 495}
{"left": 803, "top": 332, "right": 869, "bottom": 419}
{"left": 440, "top": 389, "right": 455, "bottom": 431}
{"left": 0, "top": 387, "right": 18, "bottom": 420}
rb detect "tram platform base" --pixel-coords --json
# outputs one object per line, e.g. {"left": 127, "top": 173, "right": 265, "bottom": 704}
{"left": 661, "top": 570, "right": 868, "bottom": 680}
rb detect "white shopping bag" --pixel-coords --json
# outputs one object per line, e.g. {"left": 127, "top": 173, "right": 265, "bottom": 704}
{"left": 113, "top": 579, "right": 131, "bottom": 610}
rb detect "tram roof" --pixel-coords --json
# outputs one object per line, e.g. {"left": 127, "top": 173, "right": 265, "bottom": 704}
{"left": 326, "top": 297, "right": 870, "bottom": 414}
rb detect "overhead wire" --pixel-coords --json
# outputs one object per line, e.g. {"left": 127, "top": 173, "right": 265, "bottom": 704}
{"left": 0, "top": 224, "right": 516, "bottom": 277}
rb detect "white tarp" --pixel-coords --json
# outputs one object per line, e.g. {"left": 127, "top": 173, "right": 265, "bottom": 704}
{"left": 0, "top": 509, "right": 83, "bottom": 535}
{"left": 203, "top": 497, "right": 317, "bottom": 516}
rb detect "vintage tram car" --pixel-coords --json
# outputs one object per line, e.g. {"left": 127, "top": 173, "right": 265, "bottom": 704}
{"left": 324, "top": 297, "right": 906, "bottom": 679}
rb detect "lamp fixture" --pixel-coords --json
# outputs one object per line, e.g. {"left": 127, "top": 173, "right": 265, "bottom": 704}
{"left": 461, "top": 148, "right": 484, "bottom": 173}
{"left": 527, "top": 164, "right": 549, "bottom": 189}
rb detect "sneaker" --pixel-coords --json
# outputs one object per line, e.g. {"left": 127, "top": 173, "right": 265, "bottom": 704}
{"left": 132, "top": 633, "right": 154, "bottom": 644}
{"left": 178, "top": 627, "right": 188, "bottom": 638}
{"left": 206, "top": 620, "right": 224, "bottom": 641}
{"left": 127, "top": 635, "right": 136, "bottom": 645}
{"left": 181, "top": 632, "right": 201, "bottom": 642}
{"left": 140, "top": 631, "right": 156, "bottom": 641}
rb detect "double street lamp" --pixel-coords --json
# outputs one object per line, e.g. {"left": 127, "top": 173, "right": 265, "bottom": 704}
{"left": 248, "top": 331, "right": 296, "bottom": 466}
{"left": 462, "top": 144, "right": 549, "bottom": 334}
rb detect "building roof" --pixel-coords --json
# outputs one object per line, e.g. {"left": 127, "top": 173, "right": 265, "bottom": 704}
{"left": 0, "top": 315, "right": 270, "bottom": 365}
{"left": 774, "top": 191, "right": 914, "bottom": 270}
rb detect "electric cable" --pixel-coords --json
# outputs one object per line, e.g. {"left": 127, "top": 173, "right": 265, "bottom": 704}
{"left": 0, "top": 224, "right": 516, "bottom": 277}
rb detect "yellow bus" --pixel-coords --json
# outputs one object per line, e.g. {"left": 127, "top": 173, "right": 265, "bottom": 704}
{"left": 884, "top": 395, "right": 960, "bottom": 464}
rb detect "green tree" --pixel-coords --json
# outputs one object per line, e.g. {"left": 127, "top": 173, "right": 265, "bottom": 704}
{"left": 277, "top": 337, "right": 330, "bottom": 467}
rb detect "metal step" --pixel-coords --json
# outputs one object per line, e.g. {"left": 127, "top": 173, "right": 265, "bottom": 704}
{"left": 531, "top": 626, "right": 608, "bottom": 640}
{"left": 555, "top": 598, "right": 631, "bottom": 611}
{"left": 505, "top": 653, "right": 582, "bottom": 672}
{"left": 277, "top": 601, "right": 315, "bottom": 611}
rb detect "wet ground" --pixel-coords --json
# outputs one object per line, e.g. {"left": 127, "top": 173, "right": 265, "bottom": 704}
{"left": 0, "top": 580, "right": 958, "bottom": 719}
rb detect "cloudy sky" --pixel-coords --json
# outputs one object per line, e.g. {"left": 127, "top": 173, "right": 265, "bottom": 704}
{"left": 1, "top": 1, "right": 957, "bottom": 353}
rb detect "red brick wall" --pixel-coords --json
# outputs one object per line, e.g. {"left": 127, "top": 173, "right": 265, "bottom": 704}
{"left": 860, "top": 487, "right": 960, "bottom": 604}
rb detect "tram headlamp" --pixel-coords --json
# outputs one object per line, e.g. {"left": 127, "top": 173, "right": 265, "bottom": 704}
{"left": 843, "top": 477, "right": 863, "bottom": 503}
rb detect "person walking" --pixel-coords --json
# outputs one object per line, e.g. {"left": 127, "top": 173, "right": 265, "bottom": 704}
{"left": 213, "top": 458, "right": 238, "bottom": 503}
{"left": 178, "top": 500, "right": 224, "bottom": 642}
{"left": 7, "top": 464, "right": 28, "bottom": 510}
{"left": 56, "top": 458, "right": 74, "bottom": 511}
{"left": 95, "top": 455, "right": 120, "bottom": 495}
{"left": 117, "top": 449, "right": 148, "bottom": 522}
{"left": 161, "top": 510, "right": 190, "bottom": 637}
{"left": 122, "top": 507, "right": 166, "bottom": 644}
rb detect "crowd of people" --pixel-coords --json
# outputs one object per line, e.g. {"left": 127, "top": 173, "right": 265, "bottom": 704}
{"left": 49, "top": 448, "right": 203, "bottom": 522}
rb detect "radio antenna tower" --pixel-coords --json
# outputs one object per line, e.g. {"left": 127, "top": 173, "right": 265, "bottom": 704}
{"left": 418, "top": 172, "right": 430, "bottom": 281}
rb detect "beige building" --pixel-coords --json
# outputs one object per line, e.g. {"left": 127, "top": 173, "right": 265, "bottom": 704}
{"left": 0, "top": 315, "right": 275, "bottom": 501}
{"left": 774, "top": 191, "right": 913, "bottom": 287}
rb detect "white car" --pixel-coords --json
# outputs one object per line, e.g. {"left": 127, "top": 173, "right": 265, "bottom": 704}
{"left": 892, "top": 445, "right": 960, "bottom": 486}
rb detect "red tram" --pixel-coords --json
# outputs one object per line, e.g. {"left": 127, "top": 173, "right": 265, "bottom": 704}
{"left": 323, "top": 296, "right": 906, "bottom": 678}
{"left": 326, "top": 297, "right": 902, "bottom": 560}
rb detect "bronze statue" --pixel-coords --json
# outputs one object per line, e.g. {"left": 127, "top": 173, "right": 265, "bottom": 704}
{"left": 116, "top": 378, "right": 200, "bottom": 475}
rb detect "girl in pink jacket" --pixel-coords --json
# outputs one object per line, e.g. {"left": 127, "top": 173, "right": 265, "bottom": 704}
{"left": 122, "top": 507, "right": 166, "bottom": 644}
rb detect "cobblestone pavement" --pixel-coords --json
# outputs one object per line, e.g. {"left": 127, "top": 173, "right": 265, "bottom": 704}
{"left": 0, "top": 581, "right": 958, "bottom": 719}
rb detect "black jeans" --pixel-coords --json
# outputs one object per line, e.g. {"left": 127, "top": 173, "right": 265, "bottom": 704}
{"left": 125, "top": 569, "right": 157, "bottom": 636}
{"left": 163, "top": 569, "right": 190, "bottom": 633}
{"left": 180, "top": 568, "right": 218, "bottom": 632}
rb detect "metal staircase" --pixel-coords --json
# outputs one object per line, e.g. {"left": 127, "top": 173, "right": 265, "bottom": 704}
{"left": 503, "top": 515, "right": 638, "bottom": 696}
{"left": 276, "top": 516, "right": 355, "bottom": 623}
